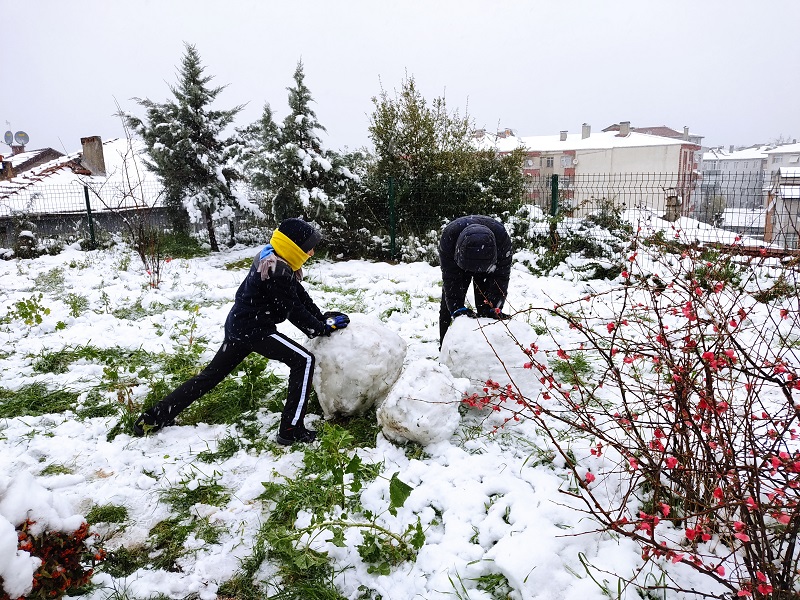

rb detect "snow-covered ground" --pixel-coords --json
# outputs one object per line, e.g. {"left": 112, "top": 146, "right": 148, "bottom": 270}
{"left": 0, "top": 231, "right": 767, "bottom": 599}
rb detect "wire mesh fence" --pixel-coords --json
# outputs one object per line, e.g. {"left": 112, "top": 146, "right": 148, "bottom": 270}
{"left": 2, "top": 172, "right": 798, "bottom": 254}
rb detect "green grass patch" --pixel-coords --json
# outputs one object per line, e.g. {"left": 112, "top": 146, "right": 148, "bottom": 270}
{"left": 159, "top": 478, "right": 231, "bottom": 514}
{"left": 178, "top": 355, "right": 285, "bottom": 427}
{"left": 86, "top": 504, "right": 129, "bottom": 525}
{"left": 552, "top": 351, "right": 592, "bottom": 386}
{"left": 0, "top": 383, "right": 80, "bottom": 418}
{"left": 224, "top": 257, "right": 254, "bottom": 270}
{"left": 40, "top": 463, "right": 73, "bottom": 476}
{"left": 159, "top": 231, "right": 209, "bottom": 259}
{"left": 99, "top": 545, "right": 151, "bottom": 578}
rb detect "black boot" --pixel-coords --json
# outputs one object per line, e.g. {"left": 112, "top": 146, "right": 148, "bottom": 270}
{"left": 276, "top": 424, "right": 317, "bottom": 446}
{"left": 132, "top": 407, "right": 175, "bottom": 437}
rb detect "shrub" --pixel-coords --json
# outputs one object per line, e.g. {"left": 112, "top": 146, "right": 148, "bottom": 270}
{"left": 0, "top": 520, "right": 104, "bottom": 600}
{"left": 471, "top": 234, "right": 800, "bottom": 598}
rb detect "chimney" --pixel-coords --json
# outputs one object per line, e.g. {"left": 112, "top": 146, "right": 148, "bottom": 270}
{"left": 582, "top": 123, "right": 591, "bottom": 139}
{"left": 560, "top": 130, "right": 568, "bottom": 142}
{"left": 683, "top": 126, "right": 689, "bottom": 141}
{"left": 11, "top": 145, "right": 25, "bottom": 155}
{"left": 729, "top": 145, "right": 734, "bottom": 153}
{"left": 619, "top": 121, "right": 631, "bottom": 136}
{"left": 0, "top": 156, "right": 12, "bottom": 181}
{"left": 80, "top": 136, "right": 106, "bottom": 176}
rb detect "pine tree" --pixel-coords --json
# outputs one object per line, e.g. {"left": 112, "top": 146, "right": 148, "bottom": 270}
{"left": 125, "top": 43, "right": 244, "bottom": 251}
{"left": 258, "top": 61, "right": 353, "bottom": 229}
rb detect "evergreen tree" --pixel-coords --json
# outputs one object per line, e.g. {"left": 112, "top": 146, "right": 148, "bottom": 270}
{"left": 125, "top": 43, "right": 244, "bottom": 251}
{"left": 254, "top": 61, "right": 353, "bottom": 229}
{"left": 364, "top": 75, "right": 525, "bottom": 239}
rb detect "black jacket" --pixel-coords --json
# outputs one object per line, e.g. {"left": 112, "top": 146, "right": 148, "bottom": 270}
{"left": 438, "top": 215, "right": 513, "bottom": 314}
{"left": 225, "top": 252, "right": 326, "bottom": 341}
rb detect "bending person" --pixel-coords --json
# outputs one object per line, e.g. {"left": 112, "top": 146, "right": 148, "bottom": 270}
{"left": 438, "top": 215, "right": 513, "bottom": 345}
{"left": 134, "top": 218, "right": 349, "bottom": 445}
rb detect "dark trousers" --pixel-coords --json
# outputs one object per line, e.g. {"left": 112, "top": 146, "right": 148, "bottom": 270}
{"left": 439, "top": 273, "right": 504, "bottom": 344}
{"left": 145, "top": 331, "right": 315, "bottom": 432}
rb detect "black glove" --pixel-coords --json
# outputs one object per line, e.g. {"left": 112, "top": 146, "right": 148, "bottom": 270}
{"left": 477, "top": 307, "right": 512, "bottom": 320}
{"left": 323, "top": 315, "right": 350, "bottom": 335}
{"left": 451, "top": 307, "right": 476, "bottom": 319}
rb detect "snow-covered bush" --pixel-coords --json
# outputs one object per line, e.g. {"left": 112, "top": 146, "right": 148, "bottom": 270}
{"left": 0, "top": 472, "right": 100, "bottom": 600}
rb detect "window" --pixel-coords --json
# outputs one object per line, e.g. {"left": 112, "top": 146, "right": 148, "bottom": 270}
{"left": 560, "top": 155, "right": 573, "bottom": 168}
{"left": 524, "top": 159, "right": 534, "bottom": 168}
{"left": 541, "top": 156, "right": 554, "bottom": 168}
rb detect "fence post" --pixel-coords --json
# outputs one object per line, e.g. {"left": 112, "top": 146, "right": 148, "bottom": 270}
{"left": 549, "top": 174, "right": 559, "bottom": 247}
{"left": 389, "top": 176, "right": 396, "bottom": 260}
{"left": 83, "top": 185, "right": 97, "bottom": 250}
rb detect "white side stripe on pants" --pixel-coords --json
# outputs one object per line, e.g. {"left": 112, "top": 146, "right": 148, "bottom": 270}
{"left": 269, "top": 333, "right": 314, "bottom": 426}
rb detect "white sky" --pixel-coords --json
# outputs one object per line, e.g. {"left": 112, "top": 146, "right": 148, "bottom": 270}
{"left": 3, "top": 0, "right": 799, "bottom": 155}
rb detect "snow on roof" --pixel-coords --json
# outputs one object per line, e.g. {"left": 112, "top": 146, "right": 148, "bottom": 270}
{"left": 4, "top": 148, "right": 60, "bottom": 168}
{"left": 0, "top": 138, "right": 162, "bottom": 217}
{"left": 478, "top": 130, "right": 692, "bottom": 153}
{"left": 779, "top": 167, "right": 800, "bottom": 179}
{"left": 722, "top": 207, "right": 767, "bottom": 227}
{"left": 779, "top": 186, "right": 800, "bottom": 199}
{"left": 766, "top": 142, "right": 800, "bottom": 154}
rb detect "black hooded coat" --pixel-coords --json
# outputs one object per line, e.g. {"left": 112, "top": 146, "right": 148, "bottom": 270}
{"left": 438, "top": 215, "right": 512, "bottom": 342}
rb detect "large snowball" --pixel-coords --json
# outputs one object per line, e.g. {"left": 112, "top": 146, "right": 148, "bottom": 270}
{"left": 440, "top": 317, "right": 543, "bottom": 398}
{"left": 378, "top": 360, "right": 468, "bottom": 446}
{"left": 306, "top": 313, "right": 406, "bottom": 418}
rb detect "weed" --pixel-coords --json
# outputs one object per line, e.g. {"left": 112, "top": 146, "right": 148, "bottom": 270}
{"left": 65, "top": 292, "right": 90, "bottom": 318}
{"left": 99, "top": 545, "right": 150, "bottom": 578}
{"left": 551, "top": 351, "right": 592, "bottom": 386}
{"left": 34, "top": 267, "right": 65, "bottom": 294}
{"left": 0, "top": 383, "right": 79, "bottom": 418}
{"left": 159, "top": 475, "right": 230, "bottom": 514}
{"left": 197, "top": 434, "right": 241, "bottom": 463}
{"left": 40, "top": 463, "right": 73, "bottom": 476}
{"left": 3, "top": 293, "right": 51, "bottom": 327}
{"left": 474, "top": 571, "right": 514, "bottom": 599}
{"left": 86, "top": 504, "right": 129, "bottom": 524}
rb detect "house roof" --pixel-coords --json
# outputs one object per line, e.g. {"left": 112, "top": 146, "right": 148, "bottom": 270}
{"left": 478, "top": 130, "right": 695, "bottom": 153}
{"left": 2, "top": 147, "right": 66, "bottom": 173}
{"left": 766, "top": 143, "right": 800, "bottom": 155}
{"left": 703, "top": 146, "right": 771, "bottom": 161}
{"left": 0, "top": 138, "right": 162, "bottom": 217}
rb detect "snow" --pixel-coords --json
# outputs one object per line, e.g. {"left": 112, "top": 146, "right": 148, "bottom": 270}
{"left": 0, "top": 237, "right": 774, "bottom": 599}
{"left": 377, "top": 359, "right": 466, "bottom": 445}
{"left": 307, "top": 313, "right": 406, "bottom": 418}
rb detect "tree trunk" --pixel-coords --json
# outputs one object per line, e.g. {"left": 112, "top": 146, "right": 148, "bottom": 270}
{"left": 204, "top": 206, "right": 220, "bottom": 252}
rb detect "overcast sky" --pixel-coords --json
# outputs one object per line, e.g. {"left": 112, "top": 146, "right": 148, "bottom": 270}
{"left": 3, "top": 0, "right": 799, "bottom": 156}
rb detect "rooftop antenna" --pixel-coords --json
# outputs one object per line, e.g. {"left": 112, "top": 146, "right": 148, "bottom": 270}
{"left": 14, "top": 131, "right": 29, "bottom": 146}
{"left": 3, "top": 131, "right": 12, "bottom": 146}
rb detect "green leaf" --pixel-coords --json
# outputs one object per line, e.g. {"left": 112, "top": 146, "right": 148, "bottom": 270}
{"left": 409, "top": 520, "right": 425, "bottom": 550}
{"left": 330, "top": 527, "right": 346, "bottom": 548}
{"left": 388, "top": 472, "right": 413, "bottom": 516}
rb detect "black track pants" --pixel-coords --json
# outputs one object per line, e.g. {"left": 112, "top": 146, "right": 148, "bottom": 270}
{"left": 145, "top": 331, "right": 316, "bottom": 432}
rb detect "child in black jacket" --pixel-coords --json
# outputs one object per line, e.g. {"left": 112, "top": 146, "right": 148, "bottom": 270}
{"left": 133, "top": 218, "right": 349, "bottom": 445}
{"left": 438, "top": 215, "right": 513, "bottom": 345}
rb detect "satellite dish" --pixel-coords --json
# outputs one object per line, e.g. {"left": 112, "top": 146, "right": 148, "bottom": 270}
{"left": 3, "top": 131, "right": 11, "bottom": 145}
{"left": 14, "top": 131, "right": 29, "bottom": 145}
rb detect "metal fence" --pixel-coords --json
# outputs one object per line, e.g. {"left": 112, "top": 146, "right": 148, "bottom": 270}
{"left": 2, "top": 172, "right": 797, "bottom": 253}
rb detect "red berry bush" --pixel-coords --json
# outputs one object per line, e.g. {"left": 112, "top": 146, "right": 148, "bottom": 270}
{"left": 0, "top": 519, "right": 104, "bottom": 600}
{"left": 471, "top": 234, "right": 800, "bottom": 599}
